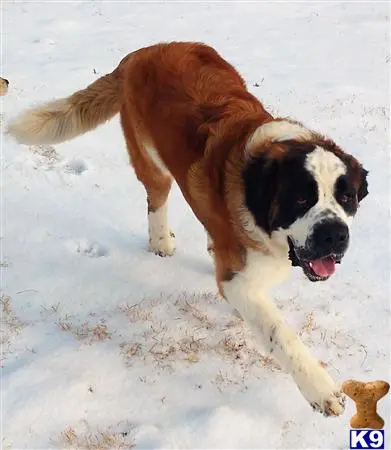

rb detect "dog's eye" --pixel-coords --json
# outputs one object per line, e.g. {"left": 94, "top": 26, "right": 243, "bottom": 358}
{"left": 296, "top": 198, "right": 308, "bottom": 207}
{"left": 340, "top": 192, "right": 355, "bottom": 204}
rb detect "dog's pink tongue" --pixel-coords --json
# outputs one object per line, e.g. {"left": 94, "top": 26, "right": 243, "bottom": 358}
{"left": 310, "top": 257, "right": 336, "bottom": 277}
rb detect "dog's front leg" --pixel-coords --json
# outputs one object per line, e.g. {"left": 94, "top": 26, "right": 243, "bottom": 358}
{"left": 221, "top": 265, "right": 345, "bottom": 417}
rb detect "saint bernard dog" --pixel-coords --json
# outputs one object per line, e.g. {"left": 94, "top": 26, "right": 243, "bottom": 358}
{"left": 7, "top": 42, "right": 368, "bottom": 417}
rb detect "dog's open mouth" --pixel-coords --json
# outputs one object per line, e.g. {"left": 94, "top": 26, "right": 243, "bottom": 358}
{"left": 288, "top": 238, "right": 343, "bottom": 282}
{"left": 302, "top": 255, "right": 341, "bottom": 281}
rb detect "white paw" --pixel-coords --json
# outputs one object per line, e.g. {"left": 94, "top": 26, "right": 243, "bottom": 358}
{"left": 149, "top": 230, "right": 176, "bottom": 257}
{"left": 294, "top": 359, "right": 345, "bottom": 417}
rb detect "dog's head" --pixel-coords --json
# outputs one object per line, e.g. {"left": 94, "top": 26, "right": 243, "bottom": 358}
{"left": 242, "top": 120, "right": 368, "bottom": 282}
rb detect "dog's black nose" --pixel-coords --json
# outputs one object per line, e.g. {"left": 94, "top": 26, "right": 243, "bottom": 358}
{"left": 312, "top": 220, "right": 349, "bottom": 254}
{"left": 3, "top": 78, "right": 9, "bottom": 86}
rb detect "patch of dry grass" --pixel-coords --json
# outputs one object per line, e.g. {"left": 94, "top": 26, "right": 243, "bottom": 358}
{"left": 214, "top": 335, "right": 280, "bottom": 371}
{"left": 0, "top": 295, "right": 25, "bottom": 359}
{"left": 56, "top": 423, "right": 134, "bottom": 449}
{"left": 41, "top": 302, "right": 61, "bottom": 315}
{"left": 175, "top": 295, "right": 215, "bottom": 330}
{"left": 120, "top": 328, "right": 207, "bottom": 368}
{"left": 119, "top": 291, "right": 280, "bottom": 375}
{"left": 213, "top": 369, "right": 245, "bottom": 391}
{"left": 299, "top": 311, "right": 316, "bottom": 336}
{"left": 119, "top": 342, "right": 142, "bottom": 361}
{"left": 119, "top": 299, "right": 157, "bottom": 323}
{"left": 57, "top": 317, "right": 111, "bottom": 343}
{"left": 149, "top": 333, "right": 206, "bottom": 364}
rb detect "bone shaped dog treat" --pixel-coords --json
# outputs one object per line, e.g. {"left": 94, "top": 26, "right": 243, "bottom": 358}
{"left": 342, "top": 379, "right": 390, "bottom": 429}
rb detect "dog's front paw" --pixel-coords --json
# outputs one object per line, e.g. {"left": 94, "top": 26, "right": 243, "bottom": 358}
{"left": 295, "top": 360, "right": 345, "bottom": 417}
{"left": 149, "top": 230, "right": 176, "bottom": 257}
{"left": 310, "top": 388, "right": 345, "bottom": 417}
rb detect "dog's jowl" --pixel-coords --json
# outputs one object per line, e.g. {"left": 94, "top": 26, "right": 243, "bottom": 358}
{"left": 7, "top": 42, "right": 368, "bottom": 416}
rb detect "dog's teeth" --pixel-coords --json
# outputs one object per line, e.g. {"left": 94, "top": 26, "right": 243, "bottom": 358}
{"left": 309, "top": 262, "right": 313, "bottom": 269}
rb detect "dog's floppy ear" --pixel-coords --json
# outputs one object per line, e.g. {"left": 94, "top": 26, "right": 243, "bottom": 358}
{"left": 242, "top": 155, "right": 279, "bottom": 235}
{"left": 342, "top": 153, "right": 369, "bottom": 204}
{"left": 357, "top": 167, "right": 369, "bottom": 202}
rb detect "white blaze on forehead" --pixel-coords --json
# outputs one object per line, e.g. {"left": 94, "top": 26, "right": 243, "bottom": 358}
{"left": 305, "top": 147, "right": 346, "bottom": 202}
{"left": 304, "top": 146, "right": 352, "bottom": 229}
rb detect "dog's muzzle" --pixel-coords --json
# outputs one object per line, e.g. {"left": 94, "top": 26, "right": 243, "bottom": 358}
{"left": 289, "top": 219, "right": 350, "bottom": 282}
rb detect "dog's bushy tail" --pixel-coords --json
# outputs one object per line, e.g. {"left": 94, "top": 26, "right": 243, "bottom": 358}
{"left": 7, "top": 70, "right": 121, "bottom": 145}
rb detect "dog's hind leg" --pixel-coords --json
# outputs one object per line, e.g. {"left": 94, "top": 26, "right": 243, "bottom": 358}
{"left": 120, "top": 112, "right": 175, "bottom": 257}
{"left": 206, "top": 232, "right": 215, "bottom": 258}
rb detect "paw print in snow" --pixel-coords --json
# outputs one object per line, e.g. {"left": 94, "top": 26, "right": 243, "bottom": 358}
{"left": 67, "top": 239, "right": 108, "bottom": 258}
{"left": 62, "top": 159, "right": 88, "bottom": 175}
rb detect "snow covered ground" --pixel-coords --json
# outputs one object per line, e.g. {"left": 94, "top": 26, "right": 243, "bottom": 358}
{"left": 1, "top": 1, "right": 390, "bottom": 449}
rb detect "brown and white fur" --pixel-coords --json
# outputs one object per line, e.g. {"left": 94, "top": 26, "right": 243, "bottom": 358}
{"left": 7, "top": 42, "right": 369, "bottom": 417}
